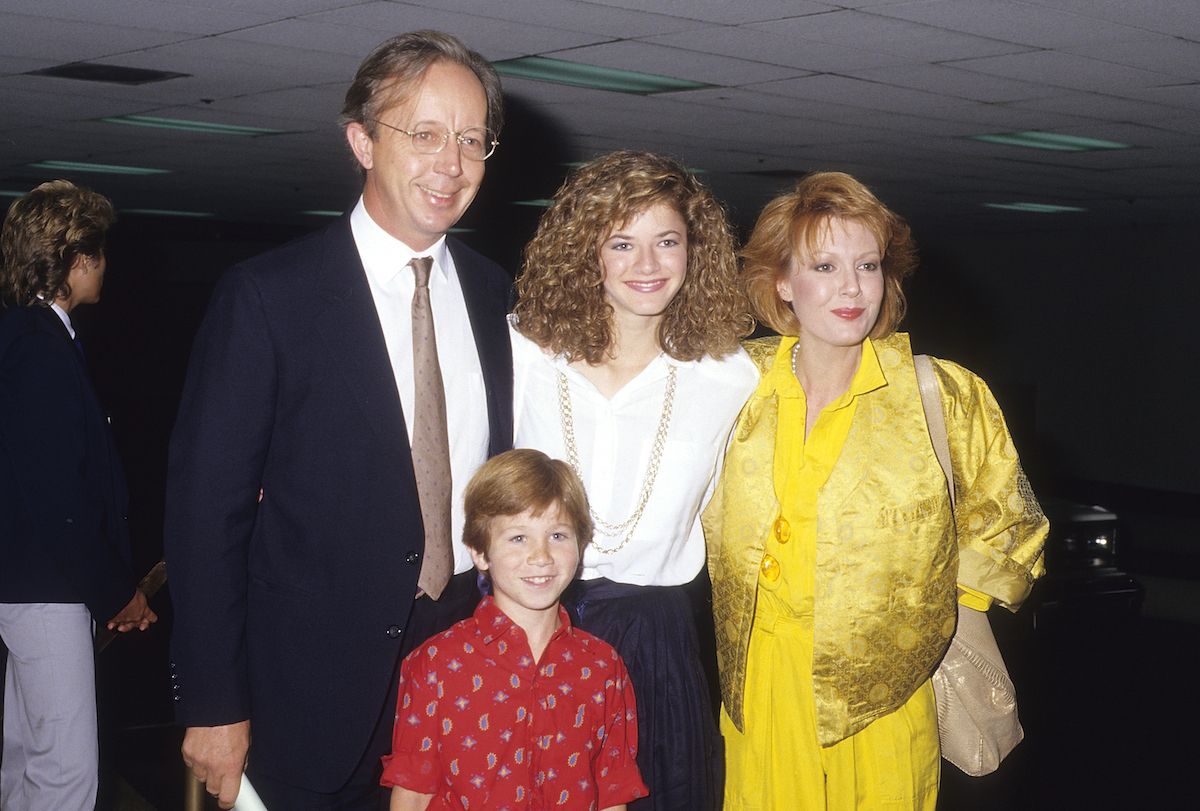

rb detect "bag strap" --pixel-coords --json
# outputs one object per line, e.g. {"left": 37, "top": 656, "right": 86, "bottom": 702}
{"left": 915, "top": 354, "right": 955, "bottom": 508}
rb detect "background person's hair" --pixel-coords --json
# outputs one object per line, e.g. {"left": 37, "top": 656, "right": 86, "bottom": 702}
{"left": 462, "top": 449, "right": 593, "bottom": 558}
{"left": 742, "top": 171, "right": 917, "bottom": 339}
{"left": 339, "top": 30, "right": 504, "bottom": 141}
{"left": 513, "top": 150, "right": 752, "bottom": 364}
{"left": 1, "top": 180, "right": 115, "bottom": 307}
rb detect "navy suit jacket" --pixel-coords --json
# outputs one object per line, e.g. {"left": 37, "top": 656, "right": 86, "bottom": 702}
{"left": 164, "top": 215, "right": 513, "bottom": 792}
{"left": 0, "top": 304, "right": 134, "bottom": 621}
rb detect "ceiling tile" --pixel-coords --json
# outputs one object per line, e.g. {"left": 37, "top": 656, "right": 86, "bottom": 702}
{"left": 548, "top": 0, "right": 838, "bottom": 26}
{"left": 846, "top": 63, "right": 1051, "bottom": 103}
{"left": 753, "top": 73, "right": 964, "bottom": 114}
{"left": 745, "top": 8, "right": 1030, "bottom": 61}
{"left": 547, "top": 40, "right": 801, "bottom": 85}
{"left": 645, "top": 24, "right": 910, "bottom": 73}
{"left": 1062, "top": 35, "right": 1200, "bottom": 82}
{"left": 0, "top": 11, "right": 185, "bottom": 60}
{"left": 948, "top": 49, "right": 1181, "bottom": 94}
{"left": 1032, "top": 0, "right": 1200, "bottom": 40}
{"left": 305, "top": 1, "right": 601, "bottom": 58}
{"left": 869, "top": 0, "right": 1150, "bottom": 49}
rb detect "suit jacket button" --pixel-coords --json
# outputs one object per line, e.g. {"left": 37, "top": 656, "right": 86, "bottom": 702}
{"left": 405, "top": 551, "right": 420, "bottom": 565}
{"left": 385, "top": 625, "right": 402, "bottom": 638}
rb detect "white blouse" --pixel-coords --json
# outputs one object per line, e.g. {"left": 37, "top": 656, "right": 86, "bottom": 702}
{"left": 510, "top": 318, "right": 758, "bottom": 586}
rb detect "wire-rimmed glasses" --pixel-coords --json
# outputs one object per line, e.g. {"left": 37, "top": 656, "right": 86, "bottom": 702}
{"left": 368, "top": 118, "right": 498, "bottom": 161}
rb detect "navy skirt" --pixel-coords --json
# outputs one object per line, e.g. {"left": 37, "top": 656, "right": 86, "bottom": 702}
{"left": 562, "top": 576, "right": 719, "bottom": 811}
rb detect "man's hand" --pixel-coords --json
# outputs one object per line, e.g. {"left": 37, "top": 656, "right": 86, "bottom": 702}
{"left": 182, "top": 721, "right": 251, "bottom": 809}
{"left": 106, "top": 589, "right": 158, "bottom": 632}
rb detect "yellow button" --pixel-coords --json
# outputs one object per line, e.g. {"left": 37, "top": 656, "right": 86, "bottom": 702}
{"left": 760, "top": 554, "right": 780, "bottom": 582}
{"left": 773, "top": 516, "right": 791, "bottom": 544}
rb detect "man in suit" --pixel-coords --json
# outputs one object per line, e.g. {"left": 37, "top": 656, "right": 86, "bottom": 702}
{"left": 1, "top": 180, "right": 157, "bottom": 811}
{"left": 165, "top": 31, "right": 512, "bottom": 810}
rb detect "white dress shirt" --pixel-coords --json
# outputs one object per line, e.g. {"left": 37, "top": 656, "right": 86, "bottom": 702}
{"left": 352, "top": 199, "right": 489, "bottom": 574}
{"left": 510, "top": 317, "right": 758, "bottom": 586}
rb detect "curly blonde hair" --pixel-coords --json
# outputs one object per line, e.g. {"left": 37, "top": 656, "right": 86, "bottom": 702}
{"left": 513, "top": 151, "right": 752, "bottom": 364}
{"left": 742, "top": 171, "right": 917, "bottom": 339}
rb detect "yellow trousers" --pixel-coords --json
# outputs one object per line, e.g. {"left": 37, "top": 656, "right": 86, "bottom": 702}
{"left": 722, "top": 594, "right": 940, "bottom": 811}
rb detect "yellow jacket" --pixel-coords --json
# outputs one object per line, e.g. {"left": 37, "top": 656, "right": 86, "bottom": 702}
{"left": 704, "top": 333, "right": 1047, "bottom": 744}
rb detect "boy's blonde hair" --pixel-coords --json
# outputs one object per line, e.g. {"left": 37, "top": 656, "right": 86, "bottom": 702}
{"left": 463, "top": 449, "right": 592, "bottom": 556}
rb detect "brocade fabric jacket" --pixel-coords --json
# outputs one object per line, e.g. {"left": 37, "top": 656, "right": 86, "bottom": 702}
{"left": 704, "top": 332, "right": 1047, "bottom": 744}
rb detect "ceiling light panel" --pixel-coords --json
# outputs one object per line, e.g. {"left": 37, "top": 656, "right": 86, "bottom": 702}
{"left": 493, "top": 56, "right": 712, "bottom": 94}
{"left": 966, "top": 130, "right": 1134, "bottom": 151}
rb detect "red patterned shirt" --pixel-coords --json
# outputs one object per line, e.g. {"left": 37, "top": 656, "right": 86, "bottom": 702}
{"left": 381, "top": 596, "right": 647, "bottom": 810}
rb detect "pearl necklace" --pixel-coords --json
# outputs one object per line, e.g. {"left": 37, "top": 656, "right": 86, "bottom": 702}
{"left": 556, "top": 364, "right": 678, "bottom": 554}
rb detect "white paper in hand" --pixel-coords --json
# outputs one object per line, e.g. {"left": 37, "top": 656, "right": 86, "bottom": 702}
{"left": 232, "top": 773, "right": 268, "bottom": 811}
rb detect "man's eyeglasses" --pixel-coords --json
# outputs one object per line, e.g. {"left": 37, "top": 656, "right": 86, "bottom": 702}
{"left": 368, "top": 119, "right": 498, "bottom": 161}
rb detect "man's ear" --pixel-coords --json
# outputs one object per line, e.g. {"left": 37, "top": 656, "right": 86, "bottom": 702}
{"left": 345, "top": 122, "right": 374, "bottom": 171}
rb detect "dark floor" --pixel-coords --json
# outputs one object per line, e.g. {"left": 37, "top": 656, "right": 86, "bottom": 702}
{"left": 87, "top": 569, "right": 1200, "bottom": 811}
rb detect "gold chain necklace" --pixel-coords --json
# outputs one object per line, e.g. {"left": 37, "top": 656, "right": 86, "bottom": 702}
{"left": 556, "top": 364, "right": 678, "bottom": 554}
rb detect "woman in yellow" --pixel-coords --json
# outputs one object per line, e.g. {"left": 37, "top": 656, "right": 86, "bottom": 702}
{"left": 703, "top": 172, "right": 1047, "bottom": 810}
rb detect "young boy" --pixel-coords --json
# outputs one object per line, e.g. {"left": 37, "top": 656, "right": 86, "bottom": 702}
{"left": 381, "top": 449, "right": 648, "bottom": 811}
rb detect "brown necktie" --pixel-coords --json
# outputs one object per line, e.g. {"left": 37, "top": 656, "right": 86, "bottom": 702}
{"left": 409, "top": 256, "right": 453, "bottom": 599}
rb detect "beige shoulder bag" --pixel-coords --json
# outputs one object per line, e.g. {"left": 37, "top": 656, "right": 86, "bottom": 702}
{"left": 915, "top": 354, "right": 1024, "bottom": 777}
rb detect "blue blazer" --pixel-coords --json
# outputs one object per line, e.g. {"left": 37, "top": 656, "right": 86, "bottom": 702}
{"left": 164, "top": 215, "right": 513, "bottom": 792}
{"left": 0, "top": 304, "right": 135, "bottom": 621}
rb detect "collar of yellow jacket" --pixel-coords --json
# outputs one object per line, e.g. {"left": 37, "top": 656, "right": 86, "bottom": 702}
{"left": 756, "top": 335, "right": 889, "bottom": 406}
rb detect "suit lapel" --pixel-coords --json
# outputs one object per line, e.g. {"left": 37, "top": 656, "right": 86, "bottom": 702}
{"left": 311, "top": 216, "right": 413, "bottom": 464}
{"left": 306, "top": 222, "right": 511, "bottom": 467}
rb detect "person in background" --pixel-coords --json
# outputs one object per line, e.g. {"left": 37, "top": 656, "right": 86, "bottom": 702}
{"left": 704, "top": 171, "right": 1047, "bottom": 810}
{"left": 382, "top": 448, "right": 647, "bottom": 811}
{"left": 1, "top": 180, "right": 157, "bottom": 811}
{"left": 165, "top": 30, "right": 512, "bottom": 810}
{"left": 509, "top": 150, "right": 757, "bottom": 811}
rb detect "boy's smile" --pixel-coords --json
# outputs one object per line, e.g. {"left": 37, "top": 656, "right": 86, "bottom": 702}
{"left": 469, "top": 504, "right": 580, "bottom": 632}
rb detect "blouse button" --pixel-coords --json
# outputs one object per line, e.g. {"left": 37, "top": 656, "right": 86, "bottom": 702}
{"left": 773, "top": 516, "right": 791, "bottom": 544}
{"left": 761, "top": 554, "right": 780, "bottom": 582}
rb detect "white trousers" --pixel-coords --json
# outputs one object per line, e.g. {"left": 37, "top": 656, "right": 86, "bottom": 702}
{"left": 0, "top": 603, "right": 98, "bottom": 811}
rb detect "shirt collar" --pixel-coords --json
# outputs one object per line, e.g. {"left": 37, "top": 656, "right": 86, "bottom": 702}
{"left": 553, "top": 348, "right": 691, "bottom": 392}
{"left": 759, "top": 335, "right": 798, "bottom": 397}
{"left": 48, "top": 301, "right": 75, "bottom": 339}
{"left": 472, "top": 594, "right": 574, "bottom": 648}
{"left": 759, "top": 335, "right": 887, "bottom": 405}
{"left": 350, "top": 196, "right": 450, "bottom": 285}
{"left": 849, "top": 338, "right": 887, "bottom": 398}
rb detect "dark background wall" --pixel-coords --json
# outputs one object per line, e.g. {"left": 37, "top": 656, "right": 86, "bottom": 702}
{"left": 909, "top": 222, "right": 1198, "bottom": 495}
{"left": 905, "top": 219, "right": 1199, "bottom": 577}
